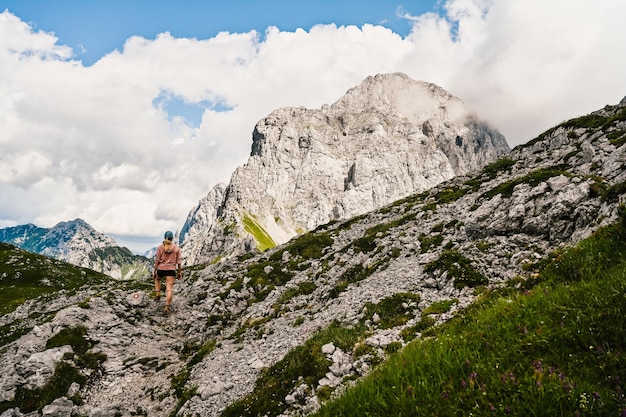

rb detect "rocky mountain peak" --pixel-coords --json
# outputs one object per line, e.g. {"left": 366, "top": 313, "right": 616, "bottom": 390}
{"left": 334, "top": 73, "right": 462, "bottom": 119}
{"left": 181, "top": 73, "right": 509, "bottom": 265}
{"left": 0, "top": 219, "right": 150, "bottom": 280}
{"left": 36, "top": 218, "right": 115, "bottom": 259}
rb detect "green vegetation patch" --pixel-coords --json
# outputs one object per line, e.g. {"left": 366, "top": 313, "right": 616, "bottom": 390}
{"left": 608, "top": 130, "right": 626, "bottom": 147}
{"left": 270, "top": 232, "right": 334, "bottom": 262}
{"left": 242, "top": 214, "right": 276, "bottom": 252}
{"left": 418, "top": 232, "right": 444, "bottom": 254}
{"left": 400, "top": 316, "right": 437, "bottom": 342}
{"left": 432, "top": 184, "right": 470, "bottom": 205}
{"left": 277, "top": 281, "right": 318, "bottom": 306}
{"left": 0, "top": 325, "right": 106, "bottom": 414}
{"left": 327, "top": 259, "right": 391, "bottom": 299}
{"left": 0, "top": 242, "right": 110, "bottom": 316}
{"left": 481, "top": 165, "right": 570, "bottom": 200}
{"left": 0, "top": 361, "right": 86, "bottom": 414}
{"left": 602, "top": 180, "right": 626, "bottom": 203}
{"left": 463, "top": 157, "right": 517, "bottom": 192}
{"left": 482, "top": 157, "right": 517, "bottom": 179}
{"left": 245, "top": 260, "right": 295, "bottom": 303}
{"left": 46, "top": 325, "right": 107, "bottom": 370}
{"left": 361, "top": 293, "right": 421, "bottom": 329}
{"left": 524, "top": 105, "right": 626, "bottom": 149}
{"left": 400, "top": 299, "right": 457, "bottom": 342}
{"left": 221, "top": 321, "right": 367, "bottom": 417}
{"left": 351, "top": 212, "right": 418, "bottom": 254}
{"left": 424, "top": 250, "right": 488, "bottom": 288}
{"left": 313, "top": 210, "right": 626, "bottom": 417}
{"left": 560, "top": 106, "right": 626, "bottom": 131}
{"left": 422, "top": 299, "right": 458, "bottom": 316}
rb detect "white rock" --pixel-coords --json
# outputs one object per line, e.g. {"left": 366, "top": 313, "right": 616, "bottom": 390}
{"left": 321, "top": 343, "right": 336, "bottom": 355}
{"left": 42, "top": 397, "right": 74, "bottom": 417}
{"left": 249, "top": 358, "right": 265, "bottom": 369}
{"left": 126, "top": 291, "right": 148, "bottom": 307}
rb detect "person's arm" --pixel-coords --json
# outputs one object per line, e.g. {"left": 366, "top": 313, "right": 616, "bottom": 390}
{"left": 153, "top": 247, "right": 161, "bottom": 277}
{"left": 176, "top": 247, "right": 182, "bottom": 279}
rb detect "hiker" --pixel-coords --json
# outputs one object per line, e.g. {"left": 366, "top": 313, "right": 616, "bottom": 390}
{"left": 152, "top": 230, "right": 182, "bottom": 315}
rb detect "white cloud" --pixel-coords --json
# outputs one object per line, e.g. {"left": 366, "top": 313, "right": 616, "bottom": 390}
{"left": 1, "top": 1, "right": 625, "bottom": 251}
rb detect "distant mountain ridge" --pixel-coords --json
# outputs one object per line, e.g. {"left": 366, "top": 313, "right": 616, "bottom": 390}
{"left": 180, "top": 73, "right": 510, "bottom": 265}
{"left": 0, "top": 219, "right": 150, "bottom": 280}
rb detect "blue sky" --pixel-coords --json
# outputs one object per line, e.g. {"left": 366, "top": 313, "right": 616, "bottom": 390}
{"left": 2, "top": 0, "right": 439, "bottom": 65}
{"left": 1, "top": 0, "right": 625, "bottom": 253}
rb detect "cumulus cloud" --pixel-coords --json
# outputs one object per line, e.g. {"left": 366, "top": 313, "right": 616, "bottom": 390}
{"left": 0, "top": 0, "right": 625, "bottom": 251}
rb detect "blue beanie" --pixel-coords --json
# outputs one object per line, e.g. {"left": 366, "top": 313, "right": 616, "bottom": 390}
{"left": 164, "top": 231, "right": 174, "bottom": 240}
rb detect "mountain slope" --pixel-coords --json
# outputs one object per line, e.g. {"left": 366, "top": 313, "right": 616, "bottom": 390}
{"left": 312, "top": 214, "right": 626, "bottom": 416}
{"left": 0, "top": 95, "right": 624, "bottom": 416}
{"left": 180, "top": 73, "right": 509, "bottom": 265}
{"left": 0, "top": 219, "right": 151, "bottom": 280}
{"left": 0, "top": 242, "right": 110, "bottom": 317}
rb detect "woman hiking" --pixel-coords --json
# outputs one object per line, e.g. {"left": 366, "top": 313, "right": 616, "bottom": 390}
{"left": 153, "top": 230, "right": 182, "bottom": 316}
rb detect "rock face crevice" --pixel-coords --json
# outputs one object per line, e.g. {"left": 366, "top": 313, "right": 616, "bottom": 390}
{"left": 180, "top": 73, "right": 509, "bottom": 265}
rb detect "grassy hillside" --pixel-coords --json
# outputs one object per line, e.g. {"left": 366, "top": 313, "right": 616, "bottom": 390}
{"left": 0, "top": 242, "right": 111, "bottom": 316}
{"left": 310, "top": 209, "right": 626, "bottom": 416}
{"left": 221, "top": 208, "right": 626, "bottom": 417}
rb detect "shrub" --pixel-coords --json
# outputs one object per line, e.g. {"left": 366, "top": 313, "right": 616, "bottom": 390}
{"left": 418, "top": 233, "right": 444, "bottom": 254}
{"left": 432, "top": 185, "right": 469, "bottom": 205}
{"left": 480, "top": 165, "right": 570, "bottom": 200}
{"left": 400, "top": 316, "right": 437, "bottom": 342}
{"left": 425, "top": 250, "right": 488, "bottom": 288}
{"left": 271, "top": 232, "right": 334, "bottom": 261}
{"left": 602, "top": 180, "right": 626, "bottom": 203}
{"left": 361, "top": 293, "right": 421, "bottom": 329}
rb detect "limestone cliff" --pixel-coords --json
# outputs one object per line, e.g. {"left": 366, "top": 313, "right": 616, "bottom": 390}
{"left": 180, "top": 73, "right": 509, "bottom": 265}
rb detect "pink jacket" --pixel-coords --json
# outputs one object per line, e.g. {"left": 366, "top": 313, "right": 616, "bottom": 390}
{"left": 154, "top": 242, "right": 181, "bottom": 271}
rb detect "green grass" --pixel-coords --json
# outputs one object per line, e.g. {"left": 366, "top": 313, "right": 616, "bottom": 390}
{"left": 244, "top": 259, "right": 295, "bottom": 303}
{"left": 418, "top": 232, "right": 444, "bottom": 254}
{"left": 522, "top": 104, "right": 626, "bottom": 149}
{"left": 0, "top": 242, "right": 110, "bottom": 316}
{"left": 326, "top": 258, "right": 392, "bottom": 299}
{"left": 424, "top": 249, "right": 488, "bottom": 288}
{"left": 361, "top": 293, "right": 421, "bottom": 329}
{"left": 221, "top": 321, "right": 367, "bottom": 417}
{"left": 0, "top": 325, "right": 107, "bottom": 414}
{"left": 242, "top": 213, "right": 276, "bottom": 252}
{"left": 270, "top": 231, "right": 334, "bottom": 261}
{"left": 276, "top": 281, "right": 318, "bottom": 306}
{"left": 480, "top": 165, "right": 571, "bottom": 200}
{"left": 350, "top": 212, "right": 419, "bottom": 254}
{"left": 312, "top": 211, "right": 626, "bottom": 417}
{"left": 431, "top": 184, "right": 470, "bottom": 205}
